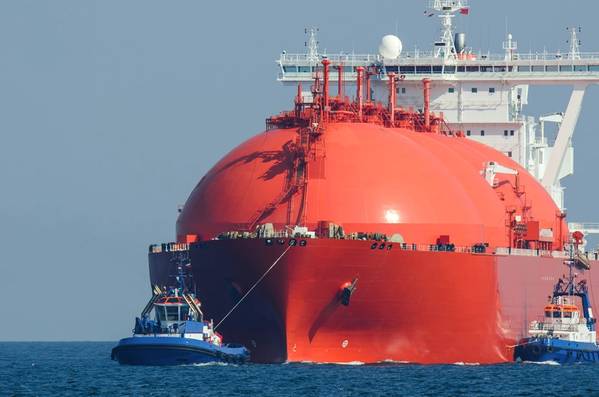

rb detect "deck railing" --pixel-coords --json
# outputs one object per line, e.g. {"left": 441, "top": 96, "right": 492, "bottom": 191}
{"left": 278, "top": 51, "right": 599, "bottom": 66}
{"left": 149, "top": 237, "right": 599, "bottom": 260}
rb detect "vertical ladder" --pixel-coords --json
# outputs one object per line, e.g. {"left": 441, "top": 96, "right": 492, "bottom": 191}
{"left": 140, "top": 285, "right": 164, "bottom": 318}
{"left": 183, "top": 294, "right": 204, "bottom": 321}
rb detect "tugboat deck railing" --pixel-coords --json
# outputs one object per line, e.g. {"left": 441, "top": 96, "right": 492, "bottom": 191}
{"left": 530, "top": 321, "right": 584, "bottom": 334}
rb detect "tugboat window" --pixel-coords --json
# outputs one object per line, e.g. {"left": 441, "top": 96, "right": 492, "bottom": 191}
{"left": 166, "top": 306, "right": 180, "bottom": 321}
{"left": 156, "top": 307, "right": 167, "bottom": 321}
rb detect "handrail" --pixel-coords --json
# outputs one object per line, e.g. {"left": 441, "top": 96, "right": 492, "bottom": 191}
{"left": 278, "top": 51, "right": 599, "bottom": 65}
{"left": 148, "top": 238, "right": 599, "bottom": 259}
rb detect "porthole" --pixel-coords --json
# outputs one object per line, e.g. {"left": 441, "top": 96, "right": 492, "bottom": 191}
{"left": 299, "top": 240, "right": 307, "bottom": 247}
{"left": 370, "top": 243, "right": 378, "bottom": 249}
{"left": 289, "top": 239, "right": 297, "bottom": 246}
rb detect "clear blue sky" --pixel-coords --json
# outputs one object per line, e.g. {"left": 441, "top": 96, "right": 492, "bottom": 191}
{"left": 1, "top": 0, "right": 598, "bottom": 341}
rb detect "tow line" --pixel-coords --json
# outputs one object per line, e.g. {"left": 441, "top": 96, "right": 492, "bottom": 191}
{"left": 215, "top": 245, "right": 292, "bottom": 330}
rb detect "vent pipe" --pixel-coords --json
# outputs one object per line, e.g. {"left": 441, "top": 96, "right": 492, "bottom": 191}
{"left": 337, "top": 62, "right": 343, "bottom": 98}
{"left": 322, "top": 59, "right": 330, "bottom": 120}
{"left": 356, "top": 67, "right": 364, "bottom": 121}
{"left": 388, "top": 73, "right": 397, "bottom": 124}
{"left": 423, "top": 78, "right": 431, "bottom": 129}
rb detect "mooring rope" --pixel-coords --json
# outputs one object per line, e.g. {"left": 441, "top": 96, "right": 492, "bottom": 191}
{"left": 214, "top": 245, "right": 292, "bottom": 330}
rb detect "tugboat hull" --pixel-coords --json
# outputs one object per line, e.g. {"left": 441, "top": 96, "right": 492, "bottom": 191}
{"left": 111, "top": 337, "right": 249, "bottom": 365}
{"left": 515, "top": 338, "right": 599, "bottom": 364}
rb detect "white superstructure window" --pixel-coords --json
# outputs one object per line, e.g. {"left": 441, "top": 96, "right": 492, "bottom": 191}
{"left": 471, "top": 87, "right": 478, "bottom": 93}
{"left": 448, "top": 87, "right": 455, "bottom": 93}
{"left": 489, "top": 87, "right": 496, "bottom": 93}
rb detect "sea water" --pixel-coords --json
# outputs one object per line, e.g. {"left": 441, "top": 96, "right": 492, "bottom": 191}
{"left": 2, "top": 342, "right": 599, "bottom": 396}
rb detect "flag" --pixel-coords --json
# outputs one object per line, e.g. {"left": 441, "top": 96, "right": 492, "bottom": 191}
{"left": 460, "top": 7, "right": 469, "bottom": 15}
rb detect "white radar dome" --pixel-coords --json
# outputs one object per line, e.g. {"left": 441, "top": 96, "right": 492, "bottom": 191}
{"left": 378, "top": 35, "right": 403, "bottom": 59}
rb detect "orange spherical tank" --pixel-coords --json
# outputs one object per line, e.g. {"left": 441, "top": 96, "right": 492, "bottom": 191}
{"left": 177, "top": 123, "right": 566, "bottom": 249}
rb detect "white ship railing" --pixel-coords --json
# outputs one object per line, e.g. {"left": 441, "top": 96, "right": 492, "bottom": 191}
{"left": 278, "top": 51, "right": 599, "bottom": 65}
{"left": 149, "top": 238, "right": 599, "bottom": 260}
{"left": 530, "top": 321, "right": 583, "bottom": 333}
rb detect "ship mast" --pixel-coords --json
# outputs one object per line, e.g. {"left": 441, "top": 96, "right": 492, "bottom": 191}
{"left": 427, "top": 0, "right": 469, "bottom": 60}
{"left": 305, "top": 27, "right": 319, "bottom": 64}
{"left": 567, "top": 26, "right": 582, "bottom": 60}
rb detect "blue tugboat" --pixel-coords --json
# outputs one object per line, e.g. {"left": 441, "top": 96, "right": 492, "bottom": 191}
{"left": 514, "top": 243, "right": 599, "bottom": 364}
{"left": 112, "top": 255, "right": 250, "bottom": 365}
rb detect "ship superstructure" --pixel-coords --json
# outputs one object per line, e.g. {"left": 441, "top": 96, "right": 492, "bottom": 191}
{"left": 277, "top": 0, "right": 599, "bottom": 219}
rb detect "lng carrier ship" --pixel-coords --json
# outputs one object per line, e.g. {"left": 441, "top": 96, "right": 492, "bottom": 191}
{"left": 147, "top": 0, "right": 599, "bottom": 363}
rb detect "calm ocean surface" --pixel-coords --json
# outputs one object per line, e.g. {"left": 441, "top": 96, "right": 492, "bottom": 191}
{"left": 2, "top": 342, "right": 599, "bottom": 396}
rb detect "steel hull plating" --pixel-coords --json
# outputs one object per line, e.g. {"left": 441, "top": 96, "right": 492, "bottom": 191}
{"left": 149, "top": 239, "right": 599, "bottom": 364}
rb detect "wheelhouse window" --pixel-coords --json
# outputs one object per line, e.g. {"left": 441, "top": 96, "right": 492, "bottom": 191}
{"left": 400, "top": 66, "right": 415, "bottom": 74}
{"left": 416, "top": 65, "right": 432, "bottom": 74}
{"left": 156, "top": 306, "right": 167, "bottom": 321}
{"left": 166, "top": 306, "right": 180, "bottom": 321}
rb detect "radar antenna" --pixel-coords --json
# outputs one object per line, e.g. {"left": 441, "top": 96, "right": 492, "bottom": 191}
{"left": 566, "top": 27, "right": 582, "bottom": 60}
{"left": 426, "top": 0, "right": 469, "bottom": 60}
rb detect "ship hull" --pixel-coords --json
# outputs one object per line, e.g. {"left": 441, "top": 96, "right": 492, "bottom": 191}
{"left": 149, "top": 239, "right": 599, "bottom": 364}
